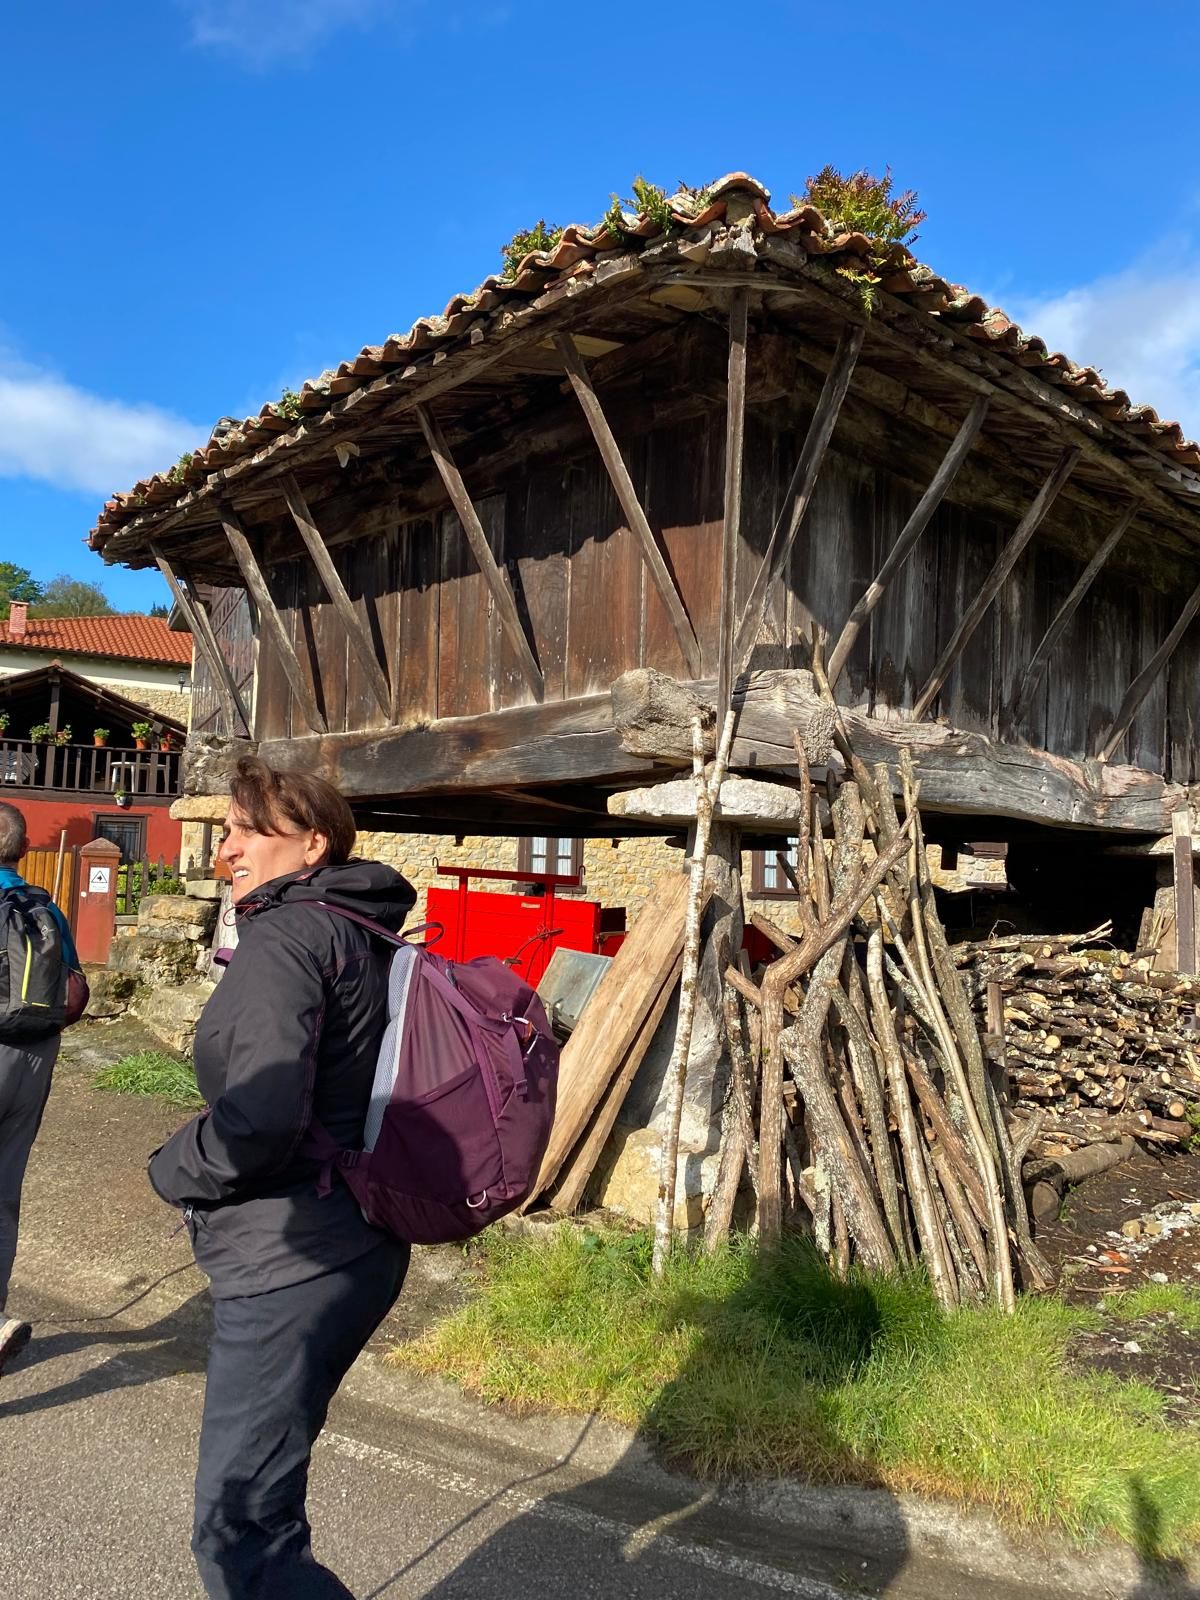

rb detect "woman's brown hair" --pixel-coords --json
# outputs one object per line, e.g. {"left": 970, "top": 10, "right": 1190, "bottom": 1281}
{"left": 229, "top": 756, "right": 356, "bottom": 865}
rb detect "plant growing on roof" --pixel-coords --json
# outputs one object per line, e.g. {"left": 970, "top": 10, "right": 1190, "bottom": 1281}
{"left": 166, "top": 452, "right": 195, "bottom": 485}
{"left": 275, "top": 388, "right": 305, "bottom": 423}
{"left": 500, "top": 220, "right": 564, "bottom": 281}
{"left": 793, "top": 166, "right": 927, "bottom": 313}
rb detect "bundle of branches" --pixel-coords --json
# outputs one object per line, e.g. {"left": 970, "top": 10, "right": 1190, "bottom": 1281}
{"left": 955, "top": 933, "right": 1200, "bottom": 1155}
{"left": 722, "top": 726, "right": 1044, "bottom": 1312}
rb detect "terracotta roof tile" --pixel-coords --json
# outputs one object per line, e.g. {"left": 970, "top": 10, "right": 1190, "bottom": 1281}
{"left": 0, "top": 614, "right": 192, "bottom": 667}
{"left": 88, "top": 171, "right": 1200, "bottom": 552}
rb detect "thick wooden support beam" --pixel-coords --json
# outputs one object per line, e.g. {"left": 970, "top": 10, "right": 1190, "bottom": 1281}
{"left": 152, "top": 545, "right": 250, "bottom": 735}
{"left": 1097, "top": 575, "right": 1200, "bottom": 761}
{"left": 827, "top": 395, "right": 989, "bottom": 688}
{"left": 280, "top": 473, "right": 392, "bottom": 721}
{"left": 1010, "top": 502, "right": 1138, "bottom": 727}
{"left": 1175, "top": 812, "right": 1197, "bottom": 975}
{"left": 554, "top": 332, "right": 702, "bottom": 678}
{"left": 610, "top": 667, "right": 1185, "bottom": 834}
{"left": 912, "top": 446, "right": 1080, "bottom": 720}
{"left": 732, "top": 322, "right": 865, "bottom": 676}
{"left": 415, "top": 404, "right": 544, "bottom": 702}
{"left": 220, "top": 504, "right": 328, "bottom": 735}
{"left": 717, "top": 289, "right": 749, "bottom": 716}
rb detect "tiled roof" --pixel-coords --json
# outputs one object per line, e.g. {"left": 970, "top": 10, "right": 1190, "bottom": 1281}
{"left": 89, "top": 171, "right": 1200, "bottom": 554}
{"left": 0, "top": 614, "right": 192, "bottom": 667}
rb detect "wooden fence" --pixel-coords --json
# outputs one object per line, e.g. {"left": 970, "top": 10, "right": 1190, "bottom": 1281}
{"left": 17, "top": 845, "right": 78, "bottom": 924}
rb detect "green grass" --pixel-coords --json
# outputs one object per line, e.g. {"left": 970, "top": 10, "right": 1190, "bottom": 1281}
{"left": 92, "top": 1050, "right": 204, "bottom": 1108}
{"left": 391, "top": 1224, "right": 1200, "bottom": 1552}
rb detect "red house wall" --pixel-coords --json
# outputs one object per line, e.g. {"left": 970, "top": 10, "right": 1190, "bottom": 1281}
{"left": 15, "top": 796, "right": 182, "bottom": 858}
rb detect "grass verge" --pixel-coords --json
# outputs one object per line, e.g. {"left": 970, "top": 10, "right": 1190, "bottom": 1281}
{"left": 391, "top": 1223, "right": 1200, "bottom": 1551}
{"left": 92, "top": 1050, "right": 204, "bottom": 1108}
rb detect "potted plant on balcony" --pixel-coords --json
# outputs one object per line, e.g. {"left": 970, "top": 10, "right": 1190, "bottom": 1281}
{"left": 93, "top": 727, "right": 109, "bottom": 747}
{"left": 29, "top": 722, "right": 51, "bottom": 744}
{"left": 160, "top": 730, "right": 178, "bottom": 752}
{"left": 0, "top": 711, "right": 9, "bottom": 736}
{"left": 131, "top": 720, "right": 153, "bottom": 750}
{"left": 53, "top": 724, "right": 72, "bottom": 747}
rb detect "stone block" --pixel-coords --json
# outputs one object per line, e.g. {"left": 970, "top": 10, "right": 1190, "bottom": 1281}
{"left": 592, "top": 1125, "right": 719, "bottom": 1233}
{"left": 608, "top": 774, "right": 801, "bottom": 829}
{"left": 185, "top": 879, "right": 225, "bottom": 901}
{"left": 132, "top": 979, "right": 215, "bottom": 1054}
{"left": 109, "top": 931, "right": 206, "bottom": 987}
{"left": 139, "top": 894, "right": 218, "bottom": 940}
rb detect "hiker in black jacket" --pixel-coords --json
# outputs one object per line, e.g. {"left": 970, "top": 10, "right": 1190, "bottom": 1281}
{"left": 149, "top": 756, "right": 415, "bottom": 1600}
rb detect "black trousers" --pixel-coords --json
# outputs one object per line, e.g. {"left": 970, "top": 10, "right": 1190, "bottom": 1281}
{"left": 192, "top": 1238, "right": 410, "bottom": 1600}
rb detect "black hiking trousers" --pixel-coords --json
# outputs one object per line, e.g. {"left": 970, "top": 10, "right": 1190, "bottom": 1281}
{"left": 192, "top": 1236, "right": 410, "bottom": 1600}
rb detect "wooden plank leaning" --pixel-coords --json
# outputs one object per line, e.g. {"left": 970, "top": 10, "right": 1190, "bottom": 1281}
{"left": 554, "top": 333, "right": 702, "bottom": 679}
{"left": 717, "top": 288, "right": 749, "bottom": 718}
{"left": 415, "top": 404, "right": 545, "bottom": 702}
{"left": 911, "top": 446, "right": 1080, "bottom": 721}
{"left": 219, "top": 503, "right": 328, "bottom": 735}
{"left": 280, "top": 473, "right": 392, "bottom": 721}
{"left": 524, "top": 871, "right": 694, "bottom": 1207}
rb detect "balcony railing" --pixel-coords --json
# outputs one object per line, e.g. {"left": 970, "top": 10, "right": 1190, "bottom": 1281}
{"left": 0, "top": 739, "right": 182, "bottom": 798}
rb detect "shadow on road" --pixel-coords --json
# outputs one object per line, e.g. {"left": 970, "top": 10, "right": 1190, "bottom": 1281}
{"left": 0, "top": 1265, "right": 209, "bottom": 1421}
{"left": 363, "top": 1246, "right": 913, "bottom": 1599}
{"left": 1127, "top": 1475, "right": 1200, "bottom": 1598}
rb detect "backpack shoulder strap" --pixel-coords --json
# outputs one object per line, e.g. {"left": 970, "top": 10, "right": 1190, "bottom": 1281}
{"left": 311, "top": 901, "right": 443, "bottom": 950}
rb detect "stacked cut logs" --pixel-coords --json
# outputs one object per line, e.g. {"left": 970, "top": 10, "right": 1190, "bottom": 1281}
{"left": 954, "top": 934, "right": 1200, "bottom": 1155}
{"left": 721, "top": 724, "right": 1047, "bottom": 1311}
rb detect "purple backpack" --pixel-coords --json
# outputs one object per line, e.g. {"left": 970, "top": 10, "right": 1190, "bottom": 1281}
{"left": 307, "top": 907, "right": 558, "bottom": 1245}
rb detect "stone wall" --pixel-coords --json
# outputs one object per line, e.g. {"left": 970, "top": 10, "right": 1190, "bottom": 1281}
{"left": 95, "top": 680, "right": 191, "bottom": 726}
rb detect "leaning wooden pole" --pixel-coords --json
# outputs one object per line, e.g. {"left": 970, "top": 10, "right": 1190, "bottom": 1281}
{"left": 827, "top": 396, "right": 989, "bottom": 689}
{"left": 717, "top": 290, "right": 749, "bottom": 719}
{"left": 912, "top": 446, "right": 1080, "bottom": 721}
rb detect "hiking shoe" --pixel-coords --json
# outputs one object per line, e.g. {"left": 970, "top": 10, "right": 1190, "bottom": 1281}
{"left": 0, "top": 1318, "right": 31, "bottom": 1374}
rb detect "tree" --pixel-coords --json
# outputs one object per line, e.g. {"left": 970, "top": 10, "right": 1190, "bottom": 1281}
{"left": 0, "top": 563, "right": 44, "bottom": 620}
{"left": 31, "top": 574, "right": 116, "bottom": 617}
{"left": 148, "top": 603, "right": 169, "bottom": 618}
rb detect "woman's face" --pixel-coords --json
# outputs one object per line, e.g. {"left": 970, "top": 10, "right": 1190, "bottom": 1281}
{"left": 218, "top": 800, "right": 330, "bottom": 903}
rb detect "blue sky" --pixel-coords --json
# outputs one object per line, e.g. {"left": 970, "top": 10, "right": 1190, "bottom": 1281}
{"left": 3, "top": 0, "right": 1199, "bottom": 612}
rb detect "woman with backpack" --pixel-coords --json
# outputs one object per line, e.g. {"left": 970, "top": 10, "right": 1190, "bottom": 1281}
{"left": 148, "top": 757, "right": 415, "bottom": 1600}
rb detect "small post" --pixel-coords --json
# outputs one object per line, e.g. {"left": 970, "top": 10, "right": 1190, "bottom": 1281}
{"left": 1174, "top": 812, "right": 1196, "bottom": 975}
{"left": 75, "top": 838, "right": 122, "bottom": 966}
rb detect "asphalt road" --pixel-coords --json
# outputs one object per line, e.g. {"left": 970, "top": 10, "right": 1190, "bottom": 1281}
{"left": 0, "top": 1286, "right": 887, "bottom": 1600}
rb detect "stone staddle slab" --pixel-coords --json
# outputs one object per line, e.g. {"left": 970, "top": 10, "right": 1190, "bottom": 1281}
{"left": 607, "top": 774, "right": 801, "bottom": 830}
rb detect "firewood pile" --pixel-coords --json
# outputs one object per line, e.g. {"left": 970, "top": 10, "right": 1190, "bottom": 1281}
{"left": 721, "top": 734, "right": 1047, "bottom": 1312}
{"left": 954, "top": 932, "right": 1200, "bottom": 1155}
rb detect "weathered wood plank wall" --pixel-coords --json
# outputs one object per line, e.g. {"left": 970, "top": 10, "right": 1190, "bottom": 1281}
{"left": 241, "top": 395, "right": 1200, "bottom": 788}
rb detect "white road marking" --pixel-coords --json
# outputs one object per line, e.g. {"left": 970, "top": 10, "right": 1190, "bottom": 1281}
{"left": 322, "top": 1431, "right": 850, "bottom": 1597}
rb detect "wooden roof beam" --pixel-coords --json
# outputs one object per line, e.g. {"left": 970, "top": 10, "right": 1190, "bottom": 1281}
{"left": 1097, "top": 576, "right": 1200, "bottom": 762}
{"left": 1009, "top": 502, "right": 1138, "bottom": 728}
{"left": 415, "top": 404, "right": 545, "bottom": 703}
{"left": 828, "top": 395, "right": 989, "bottom": 690}
{"left": 732, "top": 322, "right": 865, "bottom": 677}
{"left": 219, "top": 503, "right": 328, "bottom": 736}
{"left": 554, "top": 331, "right": 703, "bottom": 679}
{"left": 280, "top": 473, "right": 393, "bottom": 722}
{"left": 912, "top": 446, "right": 1081, "bottom": 721}
{"left": 151, "top": 544, "right": 250, "bottom": 736}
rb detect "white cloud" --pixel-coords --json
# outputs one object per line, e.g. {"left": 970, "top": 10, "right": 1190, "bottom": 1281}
{"left": 180, "top": 0, "right": 386, "bottom": 65}
{"left": 0, "top": 350, "right": 202, "bottom": 498}
{"left": 1012, "top": 251, "right": 1200, "bottom": 442}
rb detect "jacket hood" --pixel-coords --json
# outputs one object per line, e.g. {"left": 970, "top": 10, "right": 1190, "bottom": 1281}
{"left": 237, "top": 859, "right": 416, "bottom": 932}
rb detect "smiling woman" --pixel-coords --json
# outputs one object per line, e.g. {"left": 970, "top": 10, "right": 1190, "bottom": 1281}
{"left": 219, "top": 754, "right": 355, "bottom": 901}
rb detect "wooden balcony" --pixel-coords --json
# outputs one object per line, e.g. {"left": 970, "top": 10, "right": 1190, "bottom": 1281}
{"left": 0, "top": 739, "right": 182, "bottom": 799}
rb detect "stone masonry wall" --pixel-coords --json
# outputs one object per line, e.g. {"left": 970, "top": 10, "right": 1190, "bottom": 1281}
{"left": 95, "top": 681, "right": 191, "bottom": 725}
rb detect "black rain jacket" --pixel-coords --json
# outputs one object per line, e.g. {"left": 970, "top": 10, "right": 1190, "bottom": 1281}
{"left": 148, "top": 860, "right": 415, "bottom": 1297}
